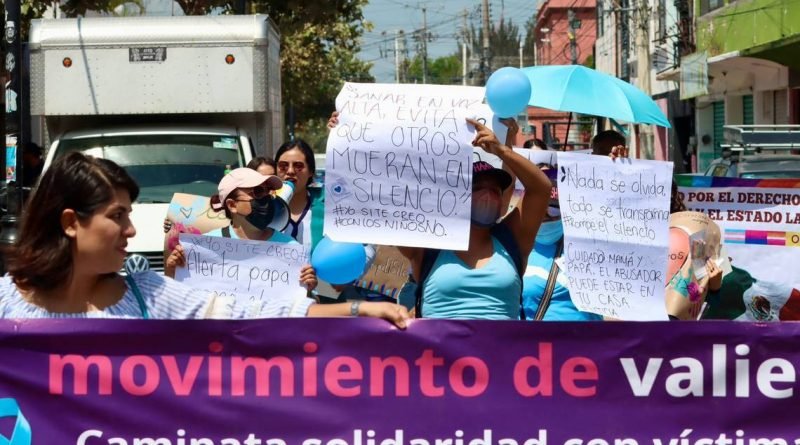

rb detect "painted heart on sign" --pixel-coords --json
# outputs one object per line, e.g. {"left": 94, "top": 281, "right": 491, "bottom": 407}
{"left": 179, "top": 207, "right": 193, "bottom": 219}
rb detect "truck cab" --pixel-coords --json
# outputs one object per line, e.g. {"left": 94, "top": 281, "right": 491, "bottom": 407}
{"left": 30, "top": 15, "right": 282, "bottom": 271}
{"left": 44, "top": 125, "right": 254, "bottom": 269}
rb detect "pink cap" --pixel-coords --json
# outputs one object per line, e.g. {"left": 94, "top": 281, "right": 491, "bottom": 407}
{"left": 213, "top": 168, "right": 283, "bottom": 210}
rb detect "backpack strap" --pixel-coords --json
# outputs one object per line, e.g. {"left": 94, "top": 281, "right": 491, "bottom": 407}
{"left": 491, "top": 222, "right": 526, "bottom": 320}
{"left": 125, "top": 274, "right": 149, "bottom": 319}
{"left": 309, "top": 187, "right": 325, "bottom": 251}
{"left": 221, "top": 226, "right": 232, "bottom": 238}
{"left": 413, "top": 249, "right": 440, "bottom": 318}
{"left": 533, "top": 238, "right": 564, "bottom": 321}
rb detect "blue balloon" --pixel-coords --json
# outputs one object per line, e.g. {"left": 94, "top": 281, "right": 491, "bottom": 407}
{"left": 311, "top": 236, "right": 367, "bottom": 285}
{"left": 485, "top": 67, "right": 532, "bottom": 118}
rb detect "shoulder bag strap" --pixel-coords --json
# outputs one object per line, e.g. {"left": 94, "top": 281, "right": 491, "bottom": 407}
{"left": 125, "top": 274, "right": 149, "bottom": 319}
{"left": 533, "top": 239, "right": 564, "bottom": 321}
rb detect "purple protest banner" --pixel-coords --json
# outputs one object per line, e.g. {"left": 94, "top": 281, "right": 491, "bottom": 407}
{"left": 1, "top": 319, "right": 799, "bottom": 445}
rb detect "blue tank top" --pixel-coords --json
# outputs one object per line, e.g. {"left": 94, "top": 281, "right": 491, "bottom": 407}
{"left": 422, "top": 237, "right": 522, "bottom": 320}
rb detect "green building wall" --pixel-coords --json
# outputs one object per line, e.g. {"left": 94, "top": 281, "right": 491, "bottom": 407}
{"left": 696, "top": 0, "right": 800, "bottom": 65}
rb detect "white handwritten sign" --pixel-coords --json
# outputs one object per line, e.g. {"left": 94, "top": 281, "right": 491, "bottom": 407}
{"left": 337, "top": 82, "right": 485, "bottom": 112}
{"left": 324, "top": 107, "right": 475, "bottom": 250}
{"left": 175, "top": 234, "right": 309, "bottom": 304}
{"left": 557, "top": 152, "right": 673, "bottom": 321}
{"left": 337, "top": 82, "right": 507, "bottom": 143}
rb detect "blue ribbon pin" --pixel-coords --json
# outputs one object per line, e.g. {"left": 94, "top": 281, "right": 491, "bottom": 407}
{"left": 0, "top": 399, "right": 31, "bottom": 445}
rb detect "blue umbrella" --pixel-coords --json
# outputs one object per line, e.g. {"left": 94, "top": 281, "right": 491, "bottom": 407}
{"left": 522, "top": 65, "right": 671, "bottom": 128}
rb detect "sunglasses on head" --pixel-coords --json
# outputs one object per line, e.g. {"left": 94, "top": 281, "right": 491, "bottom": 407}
{"left": 277, "top": 161, "right": 306, "bottom": 172}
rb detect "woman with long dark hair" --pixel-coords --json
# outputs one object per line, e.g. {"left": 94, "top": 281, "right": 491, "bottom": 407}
{"left": 274, "top": 139, "right": 323, "bottom": 248}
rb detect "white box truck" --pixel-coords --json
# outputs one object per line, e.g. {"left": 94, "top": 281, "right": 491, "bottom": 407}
{"left": 29, "top": 14, "right": 282, "bottom": 270}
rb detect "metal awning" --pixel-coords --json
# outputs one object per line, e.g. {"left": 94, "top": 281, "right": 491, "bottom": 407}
{"left": 705, "top": 52, "right": 788, "bottom": 95}
{"left": 722, "top": 125, "right": 800, "bottom": 150}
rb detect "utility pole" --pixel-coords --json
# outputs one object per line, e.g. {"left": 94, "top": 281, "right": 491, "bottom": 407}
{"left": 481, "top": 0, "right": 491, "bottom": 85}
{"left": 398, "top": 30, "right": 408, "bottom": 83}
{"left": 519, "top": 38, "right": 524, "bottom": 68}
{"left": 421, "top": 7, "right": 429, "bottom": 84}
{"left": 461, "top": 9, "right": 470, "bottom": 85}
{"left": 635, "top": 1, "right": 653, "bottom": 159}
{"left": 2, "top": 0, "right": 25, "bottom": 262}
{"left": 395, "top": 31, "right": 401, "bottom": 83}
{"left": 568, "top": 9, "right": 579, "bottom": 65}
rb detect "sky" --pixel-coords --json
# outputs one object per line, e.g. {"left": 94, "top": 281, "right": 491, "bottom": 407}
{"left": 359, "top": 0, "right": 538, "bottom": 83}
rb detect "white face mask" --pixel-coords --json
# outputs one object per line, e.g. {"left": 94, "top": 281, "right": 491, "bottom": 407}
{"left": 471, "top": 189, "right": 501, "bottom": 227}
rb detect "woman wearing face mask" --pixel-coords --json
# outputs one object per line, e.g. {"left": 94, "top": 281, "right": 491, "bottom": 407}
{"left": 520, "top": 164, "right": 603, "bottom": 321}
{"left": 398, "top": 119, "right": 552, "bottom": 320}
{"left": 165, "top": 168, "right": 317, "bottom": 291}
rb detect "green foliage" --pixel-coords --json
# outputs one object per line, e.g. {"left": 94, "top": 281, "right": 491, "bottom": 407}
{"left": 294, "top": 117, "right": 331, "bottom": 154}
{"left": 250, "top": 0, "right": 375, "bottom": 127}
{"left": 467, "top": 17, "right": 521, "bottom": 58}
{"left": 406, "top": 54, "right": 462, "bottom": 85}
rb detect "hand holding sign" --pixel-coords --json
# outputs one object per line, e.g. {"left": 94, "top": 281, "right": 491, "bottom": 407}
{"left": 467, "top": 118, "right": 504, "bottom": 155}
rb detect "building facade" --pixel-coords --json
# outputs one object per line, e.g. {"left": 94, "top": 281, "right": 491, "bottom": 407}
{"left": 524, "top": 0, "right": 597, "bottom": 149}
{"left": 593, "top": 0, "right": 696, "bottom": 170}
{"left": 681, "top": 0, "right": 800, "bottom": 171}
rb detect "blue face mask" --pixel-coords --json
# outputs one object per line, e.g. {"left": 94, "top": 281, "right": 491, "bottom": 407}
{"left": 537, "top": 220, "right": 564, "bottom": 245}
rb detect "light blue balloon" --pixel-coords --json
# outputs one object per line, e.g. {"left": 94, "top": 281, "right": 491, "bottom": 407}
{"left": 311, "top": 236, "right": 367, "bottom": 285}
{"left": 485, "top": 67, "right": 532, "bottom": 118}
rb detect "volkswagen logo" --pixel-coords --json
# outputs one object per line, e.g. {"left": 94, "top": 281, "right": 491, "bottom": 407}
{"left": 124, "top": 254, "right": 150, "bottom": 275}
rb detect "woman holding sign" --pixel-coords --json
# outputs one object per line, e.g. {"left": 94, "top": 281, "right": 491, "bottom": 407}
{"left": 164, "top": 167, "right": 318, "bottom": 292}
{"left": 0, "top": 153, "right": 409, "bottom": 327}
{"left": 401, "top": 119, "right": 552, "bottom": 320}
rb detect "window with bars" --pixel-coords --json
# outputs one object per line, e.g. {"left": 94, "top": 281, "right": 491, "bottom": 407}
{"left": 699, "top": 0, "right": 723, "bottom": 15}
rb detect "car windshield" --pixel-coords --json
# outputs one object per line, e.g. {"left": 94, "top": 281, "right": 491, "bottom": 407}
{"left": 56, "top": 134, "right": 243, "bottom": 203}
{"left": 740, "top": 171, "right": 800, "bottom": 179}
{"left": 710, "top": 164, "right": 732, "bottom": 177}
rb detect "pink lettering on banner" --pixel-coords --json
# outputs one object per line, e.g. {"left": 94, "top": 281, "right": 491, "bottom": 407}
{"left": 513, "top": 343, "right": 554, "bottom": 396}
{"left": 303, "top": 342, "right": 319, "bottom": 397}
{"left": 119, "top": 356, "right": 160, "bottom": 396}
{"left": 415, "top": 349, "right": 445, "bottom": 397}
{"left": 47, "top": 341, "right": 599, "bottom": 399}
{"left": 325, "top": 357, "right": 363, "bottom": 397}
{"left": 161, "top": 356, "right": 203, "bottom": 396}
{"left": 560, "top": 357, "right": 599, "bottom": 397}
{"left": 512, "top": 343, "right": 599, "bottom": 397}
{"left": 369, "top": 357, "right": 410, "bottom": 397}
{"left": 208, "top": 342, "right": 223, "bottom": 396}
{"left": 449, "top": 357, "right": 489, "bottom": 397}
{"left": 231, "top": 357, "right": 294, "bottom": 396}
{"left": 49, "top": 355, "right": 113, "bottom": 395}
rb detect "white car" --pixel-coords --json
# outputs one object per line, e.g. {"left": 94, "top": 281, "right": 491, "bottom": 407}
{"left": 704, "top": 154, "right": 800, "bottom": 179}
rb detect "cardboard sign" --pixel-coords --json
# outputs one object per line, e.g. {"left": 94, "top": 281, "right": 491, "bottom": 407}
{"left": 354, "top": 246, "right": 412, "bottom": 299}
{"left": 164, "top": 193, "right": 229, "bottom": 254}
